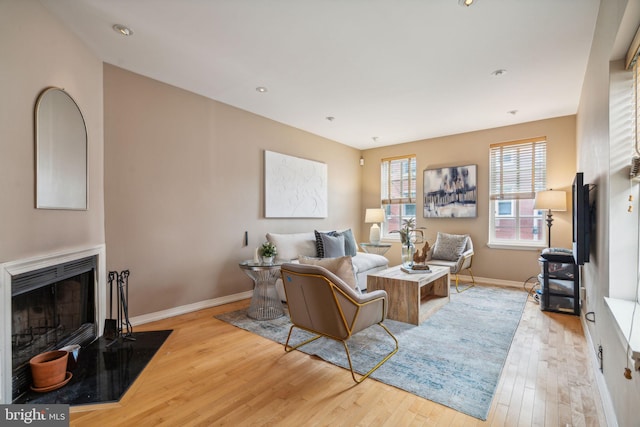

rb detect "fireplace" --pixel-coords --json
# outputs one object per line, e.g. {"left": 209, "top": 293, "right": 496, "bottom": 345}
{"left": 0, "top": 245, "right": 107, "bottom": 404}
{"left": 11, "top": 256, "right": 97, "bottom": 400}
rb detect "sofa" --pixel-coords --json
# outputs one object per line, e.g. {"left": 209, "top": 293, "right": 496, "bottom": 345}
{"left": 266, "top": 230, "right": 389, "bottom": 300}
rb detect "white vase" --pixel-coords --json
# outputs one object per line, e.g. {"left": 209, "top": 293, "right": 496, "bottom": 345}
{"left": 261, "top": 256, "right": 274, "bottom": 264}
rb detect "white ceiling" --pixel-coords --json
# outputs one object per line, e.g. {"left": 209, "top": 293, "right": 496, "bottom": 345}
{"left": 39, "top": 0, "right": 601, "bottom": 149}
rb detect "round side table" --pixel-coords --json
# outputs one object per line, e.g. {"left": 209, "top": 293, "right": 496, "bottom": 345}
{"left": 239, "top": 260, "right": 285, "bottom": 320}
{"left": 359, "top": 243, "right": 392, "bottom": 256}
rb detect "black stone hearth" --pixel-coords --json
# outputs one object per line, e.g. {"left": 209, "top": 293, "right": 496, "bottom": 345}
{"left": 15, "top": 330, "right": 172, "bottom": 406}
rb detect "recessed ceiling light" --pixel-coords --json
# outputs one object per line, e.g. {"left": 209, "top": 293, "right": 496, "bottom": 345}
{"left": 112, "top": 24, "right": 133, "bottom": 36}
{"left": 458, "top": 0, "right": 476, "bottom": 7}
{"left": 491, "top": 69, "right": 507, "bottom": 77}
{"left": 256, "top": 87, "right": 268, "bottom": 93}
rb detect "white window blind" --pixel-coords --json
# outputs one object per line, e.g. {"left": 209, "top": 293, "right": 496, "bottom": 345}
{"left": 635, "top": 53, "right": 639, "bottom": 152}
{"left": 626, "top": 23, "right": 640, "bottom": 160}
{"left": 381, "top": 155, "right": 416, "bottom": 205}
{"left": 489, "top": 137, "right": 547, "bottom": 201}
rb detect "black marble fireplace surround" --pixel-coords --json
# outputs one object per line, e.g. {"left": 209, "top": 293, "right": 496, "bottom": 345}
{"left": 10, "top": 253, "right": 173, "bottom": 406}
{"left": 15, "top": 330, "right": 172, "bottom": 406}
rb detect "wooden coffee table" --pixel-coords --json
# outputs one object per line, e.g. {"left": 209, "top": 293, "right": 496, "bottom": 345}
{"left": 367, "top": 265, "right": 450, "bottom": 325}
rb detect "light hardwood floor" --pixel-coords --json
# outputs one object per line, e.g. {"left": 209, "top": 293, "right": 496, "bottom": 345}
{"left": 70, "top": 290, "right": 606, "bottom": 427}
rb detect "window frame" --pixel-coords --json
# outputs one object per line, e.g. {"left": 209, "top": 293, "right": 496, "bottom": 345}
{"left": 488, "top": 137, "right": 547, "bottom": 249}
{"left": 380, "top": 155, "right": 417, "bottom": 240}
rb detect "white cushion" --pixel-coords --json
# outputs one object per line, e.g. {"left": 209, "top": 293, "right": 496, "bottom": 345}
{"left": 351, "top": 252, "right": 388, "bottom": 274}
{"left": 427, "top": 259, "right": 457, "bottom": 272}
{"left": 266, "top": 232, "right": 316, "bottom": 261}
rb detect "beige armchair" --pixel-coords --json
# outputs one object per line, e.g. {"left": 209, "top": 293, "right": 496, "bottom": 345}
{"left": 280, "top": 263, "right": 398, "bottom": 383}
{"left": 426, "top": 232, "right": 476, "bottom": 293}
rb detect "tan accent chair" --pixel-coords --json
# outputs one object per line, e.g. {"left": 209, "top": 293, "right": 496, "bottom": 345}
{"left": 426, "top": 233, "right": 476, "bottom": 293}
{"left": 280, "top": 263, "right": 398, "bottom": 383}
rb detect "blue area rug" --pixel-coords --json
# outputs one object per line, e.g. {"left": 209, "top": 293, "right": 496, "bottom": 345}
{"left": 215, "top": 285, "right": 526, "bottom": 420}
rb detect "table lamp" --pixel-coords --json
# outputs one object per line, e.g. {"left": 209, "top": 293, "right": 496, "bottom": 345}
{"left": 365, "top": 208, "right": 385, "bottom": 244}
{"left": 534, "top": 190, "right": 566, "bottom": 248}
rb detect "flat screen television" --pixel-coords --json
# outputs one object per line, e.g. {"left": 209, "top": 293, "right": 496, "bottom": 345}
{"left": 572, "top": 172, "right": 590, "bottom": 265}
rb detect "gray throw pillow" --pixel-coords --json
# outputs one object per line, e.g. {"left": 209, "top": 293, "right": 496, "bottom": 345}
{"left": 336, "top": 229, "right": 358, "bottom": 256}
{"left": 315, "top": 230, "right": 356, "bottom": 257}
{"left": 314, "top": 230, "right": 333, "bottom": 257}
{"left": 432, "top": 232, "right": 468, "bottom": 261}
{"left": 319, "top": 233, "right": 346, "bottom": 258}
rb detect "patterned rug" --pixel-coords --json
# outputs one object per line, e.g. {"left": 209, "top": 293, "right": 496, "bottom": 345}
{"left": 215, "top": 285, "right": 526, "bottom": 420}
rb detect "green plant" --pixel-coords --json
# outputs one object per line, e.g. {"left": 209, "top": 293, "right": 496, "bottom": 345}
{"left": 259, "top": 241, "right": 277, "bottom": 257}
{"left": 391, "top": 218, "right": 424, "bottom": 246}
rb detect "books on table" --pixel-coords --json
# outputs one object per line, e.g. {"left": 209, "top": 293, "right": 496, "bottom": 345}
{"left": 401, "top": 266, "right": 431, "bottom": 274}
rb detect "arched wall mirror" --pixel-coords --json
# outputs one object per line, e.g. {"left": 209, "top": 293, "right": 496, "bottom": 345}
{"left": 35, "top": 87, "right": 88, "bottom": 210}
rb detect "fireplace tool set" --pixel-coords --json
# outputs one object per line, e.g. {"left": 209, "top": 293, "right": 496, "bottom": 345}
{"left": 105, "top": 270, "right": 135, "bottom": 346}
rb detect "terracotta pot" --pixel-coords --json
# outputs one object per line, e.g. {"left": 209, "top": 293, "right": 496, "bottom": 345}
{"left": 30, "top": 350, "right": 68, "bottom": 388}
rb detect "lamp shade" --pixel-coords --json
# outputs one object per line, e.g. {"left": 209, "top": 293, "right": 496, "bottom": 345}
{"left": 365, "top": 208, "right": 385, "bottom": 223}
{"left": 534, "top": 190, "right": 567, "bottom": 211}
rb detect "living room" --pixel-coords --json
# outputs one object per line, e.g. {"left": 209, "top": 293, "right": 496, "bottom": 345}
{"left": 2, "top": 0, "right": 640, "bottom": 426}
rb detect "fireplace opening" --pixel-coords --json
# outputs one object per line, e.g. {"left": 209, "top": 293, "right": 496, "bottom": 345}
{"left": 11, "top": 256, "right": 97, "bottom": 401}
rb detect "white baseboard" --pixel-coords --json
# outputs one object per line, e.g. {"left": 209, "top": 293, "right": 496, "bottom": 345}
{"left": 581, "top": 316, "right": 618, "bottom": 427}
{"left": 128, "top": 290, "right": 253, "bottom": 326}
{"left": 457, "top": 274, "right": 528, "bottom": 289}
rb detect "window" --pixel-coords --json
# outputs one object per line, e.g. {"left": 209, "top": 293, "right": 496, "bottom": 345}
{"left": 496, "top": 200, "right": 514, "bottom": 216}
{"left": 606, "top": 29, "right": 640, "bottom": 366}
{"left": 489, "top": 138, "right": 546, "bottom": 247}
{"left": 381, "top": 155, "right": 416, "bottom": 239}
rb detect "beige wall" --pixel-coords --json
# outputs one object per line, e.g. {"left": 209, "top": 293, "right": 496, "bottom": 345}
{"left": 0, "top": 1, "right": 104, "bottom": 262}
{"left": 361, "top": 116, "right": 576, "bottom": 283}
{"left": 103, "top": 65, "right": 362, "bottom": 316}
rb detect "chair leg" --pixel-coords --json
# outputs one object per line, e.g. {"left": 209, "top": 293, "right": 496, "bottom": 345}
{"left": 284, "top": 322, "right": 399, "bottom": 384}
{"left": 342, "top": 322, "right": 399, "bottom": 384}
{"left": 454, "top": 268, "right": 476, "bottom": 293}
{"left": 284, "top": 325, "right": 322, "bottom": 353}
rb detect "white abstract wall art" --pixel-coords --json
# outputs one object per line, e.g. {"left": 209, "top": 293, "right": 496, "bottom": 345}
{"left": 264, "top": 151, "right": 328, "bottom": 218}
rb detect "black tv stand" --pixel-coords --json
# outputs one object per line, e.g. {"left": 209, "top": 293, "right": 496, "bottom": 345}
{"left": 538, "top": 249, "right": 580, "bottom": 315}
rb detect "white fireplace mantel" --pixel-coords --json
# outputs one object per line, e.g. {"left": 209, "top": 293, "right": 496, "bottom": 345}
{"left": 0, "top": 244, "right": 106, "bottom": 404}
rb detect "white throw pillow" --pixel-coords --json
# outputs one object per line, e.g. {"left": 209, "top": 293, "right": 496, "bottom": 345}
{"left": 266, "top": 232, "right": 316, "bottom": 261}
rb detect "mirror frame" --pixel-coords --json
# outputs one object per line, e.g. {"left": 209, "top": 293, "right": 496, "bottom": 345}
{"left": 35, "top": 87, "right": 88, "bottom": 210}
